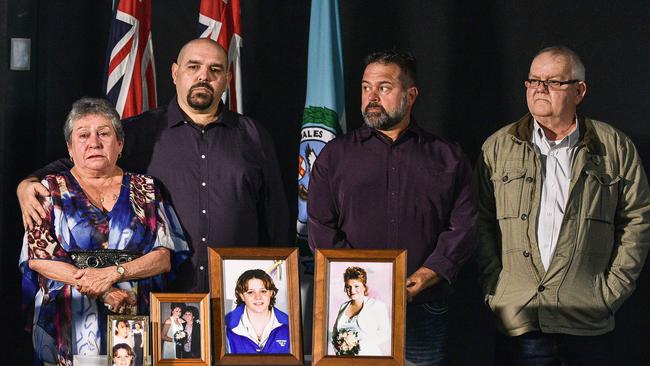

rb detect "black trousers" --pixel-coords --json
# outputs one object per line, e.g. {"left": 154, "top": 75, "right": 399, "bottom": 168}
{"left": 495, "top": 331, "right": 614, "bottom": 366}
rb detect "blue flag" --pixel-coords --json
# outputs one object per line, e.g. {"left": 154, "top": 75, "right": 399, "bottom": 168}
{"left": 297, "top": 0, "right": 346, "bottom": 246}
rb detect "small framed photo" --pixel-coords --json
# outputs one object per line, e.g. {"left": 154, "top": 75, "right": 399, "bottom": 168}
{"left": 208, "top": 247, "right": 303, "bottom": 365}
{"left": 312, "top": 249, "right": 407, "bottom": 365}
{"left": 107, "top": 315, "right": 149, "bottom": 366}
{"left": 150, "top": 293, "right": 211, "bottom": 366}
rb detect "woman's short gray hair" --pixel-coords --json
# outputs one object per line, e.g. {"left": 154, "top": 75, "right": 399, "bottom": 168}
{"left": 63, "top": 97, "right": 123, "bottom": 144}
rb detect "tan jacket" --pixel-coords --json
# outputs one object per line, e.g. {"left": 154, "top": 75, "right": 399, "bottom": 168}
{"left": 476, "top": 113, "right": 650, "bottom": 336}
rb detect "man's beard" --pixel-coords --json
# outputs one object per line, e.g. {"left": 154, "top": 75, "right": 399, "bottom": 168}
{"left": 362, "top": 93, "right": 408, "bottom": 130}
{"left": 187, "top": 82, "right": 215, "bottom": 110}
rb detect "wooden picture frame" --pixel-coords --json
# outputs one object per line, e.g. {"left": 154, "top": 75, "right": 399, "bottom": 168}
{"left": 107, "top": 315, "right": 149, "bottom": 366}
{"left": 150, "top": 293, "right": 211, "bottom": 365}
{"left": 312, "top": 249, "right": 407, "bottom": 366}
{"left": 208, "top": 247, "right": 303, "bottom": 365}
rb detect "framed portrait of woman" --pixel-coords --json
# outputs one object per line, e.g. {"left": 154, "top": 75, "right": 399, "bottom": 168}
{"left": 208, "top": 247, "right": 303, "bottom": 365}
{"left": 150, "top": 293, "right": 210, "bottom": 366}
{"left": 312, "top": 249, "right": 407, "bottom": 366}
{"left": 107, "top": 315, "right": 149, "bottom": 366}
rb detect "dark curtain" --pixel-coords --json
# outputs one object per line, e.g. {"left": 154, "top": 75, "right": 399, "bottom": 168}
{"left": 2, "top": 1, "right": 649, "bottom": 364}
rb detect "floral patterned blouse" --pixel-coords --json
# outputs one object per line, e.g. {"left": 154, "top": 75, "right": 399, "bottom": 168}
{"left": 20, "top": 171, "right": 189, "bottom": 366}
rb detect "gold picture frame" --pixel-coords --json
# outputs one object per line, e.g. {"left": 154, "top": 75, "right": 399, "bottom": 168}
{"left": 312, "top": 249, "right": 407, "bottom": 365}
{"left": 208, "top": 247, "right": 303, "bottom": 365}
{"left": 150, "top": 293, "right": 211, "bottom": 365}
{"left": 107, "top": 315, "right": 149, "bottom": 366}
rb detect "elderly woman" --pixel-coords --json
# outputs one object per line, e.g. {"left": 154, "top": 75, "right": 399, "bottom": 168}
{"left": 224, "top": 269, "right": 290, "bottom": 354}
{"left": 331, "top": 266, "right": 390, "bottom": 356}
{"left": 19, "top": 97, "right": 189, "bottom": 365}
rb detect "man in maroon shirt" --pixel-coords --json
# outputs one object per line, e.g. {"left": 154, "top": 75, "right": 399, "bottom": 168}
{"left": 308, "top": 51, "right": 477, "bottom": 365}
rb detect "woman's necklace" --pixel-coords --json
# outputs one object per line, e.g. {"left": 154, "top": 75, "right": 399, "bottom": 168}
{"left": 73, "top": 169, "right": 121, "bottom": 205}
{"left": 250, "top": 310, "right": 271, "bottom": 340}
{"left": 84, "top": 175, "right": 117, "bottom": 203}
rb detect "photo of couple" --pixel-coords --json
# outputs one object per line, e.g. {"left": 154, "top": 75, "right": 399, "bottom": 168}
{"left": 160, "top": 302, "right": 201, "bottom": 359}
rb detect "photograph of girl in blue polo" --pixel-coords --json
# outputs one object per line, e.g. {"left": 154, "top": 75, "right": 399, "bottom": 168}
{"left": 224, "top": 269, "right": 290, "bottom": 354}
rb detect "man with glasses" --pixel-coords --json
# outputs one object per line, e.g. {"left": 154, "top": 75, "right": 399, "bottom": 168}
{"left": 476, "top": 45, "right": 650, "bottom": 365}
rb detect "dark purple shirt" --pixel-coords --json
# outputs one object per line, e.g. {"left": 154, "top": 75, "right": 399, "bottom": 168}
{"left": 307, "top": 121, "right": 477, "bottom": 302}
{"left": 35, "top": 99, "right": 289, "bottom": 291}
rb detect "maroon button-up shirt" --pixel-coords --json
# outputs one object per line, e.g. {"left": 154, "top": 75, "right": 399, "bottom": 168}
{"left": 307, "top": 121, "right": 477, "bottom": 302}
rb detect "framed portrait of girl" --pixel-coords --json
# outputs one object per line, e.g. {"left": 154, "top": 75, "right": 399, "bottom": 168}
{"left": 208, "top": 247, "right": 303, "bottom": 365}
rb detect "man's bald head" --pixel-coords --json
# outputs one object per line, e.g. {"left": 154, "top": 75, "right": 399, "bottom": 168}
{"left": 176, "top": 38, "right": 228, "bottom": 69}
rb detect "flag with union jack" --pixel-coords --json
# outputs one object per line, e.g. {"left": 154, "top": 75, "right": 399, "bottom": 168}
{"left": 104, "top": 0, "right": 157, "bottom": 119}
{"left": 197, "top": 0, "right": 243, "bottom": 113}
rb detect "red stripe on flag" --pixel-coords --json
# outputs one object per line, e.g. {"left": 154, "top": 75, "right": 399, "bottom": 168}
{"left": 107, "top": 37, "right": 133, "bottom": 74}
{"left": 199, "top": 0, "right": 242, "bottom": 113}
{"left": 106, "top": 0, "right": 157, "bottom": 119}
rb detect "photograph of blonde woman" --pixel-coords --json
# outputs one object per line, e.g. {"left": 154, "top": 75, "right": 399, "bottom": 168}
{"left": 328, "top": 263, "right": 393, "bottom": 356}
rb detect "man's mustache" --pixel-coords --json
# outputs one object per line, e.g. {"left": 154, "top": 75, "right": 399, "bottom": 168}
{"left": 364, "top": 102, "right": 386, "bottom": 114}
{"left": 190, "top": 82, "right": 214, "bottom": 93}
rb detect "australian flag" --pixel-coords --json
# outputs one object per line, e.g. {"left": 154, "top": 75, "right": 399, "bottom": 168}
{"left": 104, "top": 0, "right": 157, "bottom": 119}
{"left": 197, "top": 0, "right": 243, "bottom": 113}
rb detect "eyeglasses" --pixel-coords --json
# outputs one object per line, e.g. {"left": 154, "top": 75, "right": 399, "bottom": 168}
{"left": 524, "top": 78, "right": 580, "bottom": 90}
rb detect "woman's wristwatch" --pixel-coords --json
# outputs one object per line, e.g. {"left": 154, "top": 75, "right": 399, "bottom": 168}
{"left": 115, "top": 263, "right": 127, "bottom": 280}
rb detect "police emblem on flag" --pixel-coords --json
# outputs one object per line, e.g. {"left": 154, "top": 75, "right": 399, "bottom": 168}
{"left": 297, "top": 106, "right": 341, "bottom": 239}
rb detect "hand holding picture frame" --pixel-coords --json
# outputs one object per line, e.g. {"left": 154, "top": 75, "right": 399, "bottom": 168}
{"left": 209, "top": 247, "right": 303, "bottom": 365}
{"left": 150, "top": 293, "right": 211, "bottom": 366}
{"left": 312, "top": 249, "right": 406, "bottom": 366}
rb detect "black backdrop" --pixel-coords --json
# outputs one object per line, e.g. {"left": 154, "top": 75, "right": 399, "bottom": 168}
{"left": 1, "top": 1, "right": 649, "bottom": 364}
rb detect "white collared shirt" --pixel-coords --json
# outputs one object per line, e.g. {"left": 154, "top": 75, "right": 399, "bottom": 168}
{"left": 532, "top": 118, "right": 580, "bottom": 270}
